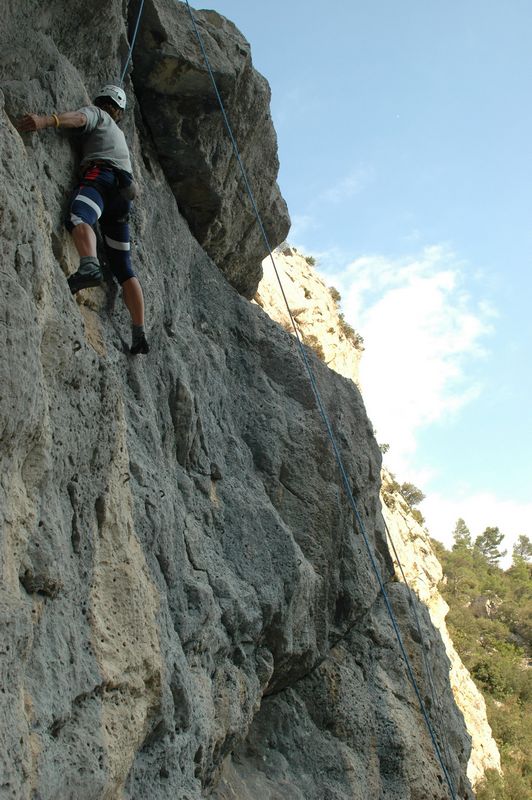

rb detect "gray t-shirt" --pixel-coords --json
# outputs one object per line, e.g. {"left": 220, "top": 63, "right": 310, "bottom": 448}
{"left": 78, "top": 105, "right": 132, "bottom": 175}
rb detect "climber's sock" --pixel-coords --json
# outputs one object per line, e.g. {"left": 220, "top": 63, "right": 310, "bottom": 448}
{"left": 79, "top": 256, "right": 101, "bottom": 274}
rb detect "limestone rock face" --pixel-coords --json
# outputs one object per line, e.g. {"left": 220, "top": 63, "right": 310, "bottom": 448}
{"left": 257, "top": 250, "right": 501, "bottom": 792}
{"left": 255, "top": 247, "right": 364, "bottom": 387}
{"left": 380, "top": 470, "right": 502, "bottom": 788}
{"left": 131, "top": 0, "right": 290, "bottom": 299}
{"left": 0, "top": 3, "right": 484, "bottom": 799}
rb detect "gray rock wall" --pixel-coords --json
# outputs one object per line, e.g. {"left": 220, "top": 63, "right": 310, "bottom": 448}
{"left": 131, "top": 0, "right": 290, "bottom": 298}
{"left": 1, "top": 3, "right": 473, "bottom": 799}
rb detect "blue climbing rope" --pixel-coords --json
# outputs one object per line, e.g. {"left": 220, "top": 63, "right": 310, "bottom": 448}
{"left": 384, "top": 517, "right": 457, "bottom": 797}
{"left": 119, "top": 0, "right": 146, "bottom": 85}
{"left": 182, "top": 3, "right": 458, "bottom": 798}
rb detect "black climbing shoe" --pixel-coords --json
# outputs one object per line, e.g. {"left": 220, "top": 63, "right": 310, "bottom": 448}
{"left": 68, "top": 263, "right": 103, "bottom": 294}
{"left": 130, "top": 333, "right": 150, "bottom": 355}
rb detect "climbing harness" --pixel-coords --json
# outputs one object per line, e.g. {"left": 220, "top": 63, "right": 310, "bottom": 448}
{"left": 117, "top": 0, "right": 458, "bottom": 796}
{"left": 182, "top": 3, "right": 458, "bottom": 798}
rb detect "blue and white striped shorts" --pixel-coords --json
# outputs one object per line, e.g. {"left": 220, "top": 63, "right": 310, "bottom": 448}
{"left": 66, "top": 164, "right": 135, "bottom": 284}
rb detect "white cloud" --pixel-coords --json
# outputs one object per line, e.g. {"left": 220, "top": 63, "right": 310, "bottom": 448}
{"left": 311, "top": 245, "right": 350, "bottom": 273}
{"left": 319, "top": 165, "right": 374, "bottom": 205}
{"left": 327, "top": 245, "right": 494, "bottom": 474}
{"left": 403, "top": 228, "right": 423, "bottom": 244}
{"left": 423, "top": 491, "right": 532, "bottom": 569}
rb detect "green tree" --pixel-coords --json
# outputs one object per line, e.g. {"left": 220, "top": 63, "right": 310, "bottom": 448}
{"left": 512, "top": 534, "right": 532, "bottom": 564}
{"left": 452, "top": 517, "right": 472, "bottom": 550}
{"left": 399, "top": 482, "right": 425, "bottom": 507}
{"left": 437, "top": 539, "right": 532, "bottom": 799}
{"left": 475, "top": 526, "right": 507, "bottom": 566}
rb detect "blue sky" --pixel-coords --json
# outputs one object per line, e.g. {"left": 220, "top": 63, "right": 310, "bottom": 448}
{"left": 197, "top": 1, "right": 532, "bottom": 558}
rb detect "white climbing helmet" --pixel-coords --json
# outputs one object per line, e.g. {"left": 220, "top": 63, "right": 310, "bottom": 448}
{"left": 95, "top": 84, "right": 127, "bottom": 110}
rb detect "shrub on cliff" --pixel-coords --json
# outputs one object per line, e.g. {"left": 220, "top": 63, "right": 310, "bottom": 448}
{"left": 411, "top": 508, "right": 425, "bottom": 526}
{"left": 337, "top": 312, "right": 364, "bottom": 348}
{"left": 329, "top": 286, "right": 342, "bottom": 304}
{"left": 302, "top": 333, "right": 325, "bottom": 362}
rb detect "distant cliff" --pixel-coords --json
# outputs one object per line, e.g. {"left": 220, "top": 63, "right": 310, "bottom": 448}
{"left": 0, "top": 2, "right": 494, "bottom": 798}
{"left": 255, "top": 246, "right": 364, "bottom": 387}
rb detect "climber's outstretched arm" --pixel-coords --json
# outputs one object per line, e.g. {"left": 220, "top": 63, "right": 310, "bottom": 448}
{"left": 17, "top": 111, "right": 87, "bottom": 132}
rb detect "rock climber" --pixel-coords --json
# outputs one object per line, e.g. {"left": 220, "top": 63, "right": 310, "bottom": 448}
{"left": 18, "top": 84, "right": 149, "bottom": 355}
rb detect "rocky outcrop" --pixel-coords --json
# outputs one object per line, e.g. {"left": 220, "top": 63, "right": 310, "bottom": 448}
{"left": 468, "top": 596, "right": 502, "bottom": 620}
{"left": 131, "top": 0, "right": 290, "bottom": 298}
{"left": 255, "top": 246, "right": 364, "bottom": 387}
{"left": 258, "top": 254, "right": 501, "bottom": 791}
{"left": 0, "top": 3, "right": 485, "bottom": 799}
{"left": 380, "top": 471, "right": 501, "bottom": 789}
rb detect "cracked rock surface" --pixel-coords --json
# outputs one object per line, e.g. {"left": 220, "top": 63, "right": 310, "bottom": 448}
{"left": 1, "top": 2, "right": 475, "bottom": 798}
{"left": 131, "top": 0, "right": 290, "bottom": 299}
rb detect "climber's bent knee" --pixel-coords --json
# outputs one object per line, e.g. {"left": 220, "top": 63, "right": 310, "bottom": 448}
{"left": 65, "top": 186, "right": 104, "bottom": 232}
{"left": 104, "top": 241, "right": 135, "bottom": 284}
{"left": 101, "top": 215, "right": 134, "bottom": 284}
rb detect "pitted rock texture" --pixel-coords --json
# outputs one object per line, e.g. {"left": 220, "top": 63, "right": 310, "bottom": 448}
{"left": 131, "top": 0, "right": 290, "bottom": 299}
{"left": 2, "top": 2, "right": 477, "bottom": 799}
{"left": 213, "top": 586, "right": 475, "bottom": 800}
